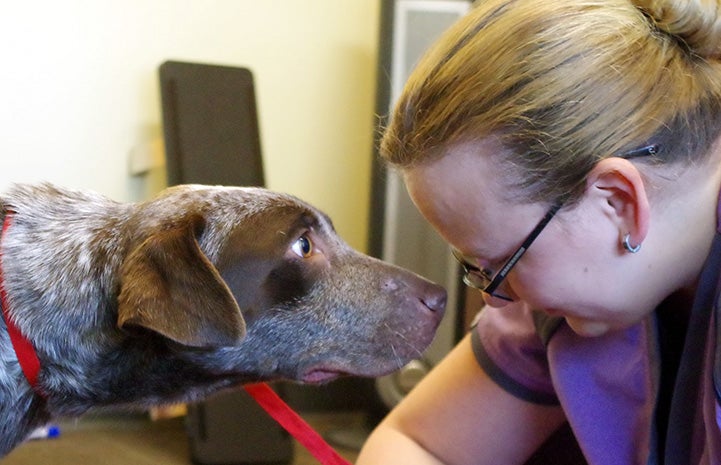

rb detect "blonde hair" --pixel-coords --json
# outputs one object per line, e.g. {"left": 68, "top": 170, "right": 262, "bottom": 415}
{"left": 381, "top": 0, "right": 721, "bottom": 203}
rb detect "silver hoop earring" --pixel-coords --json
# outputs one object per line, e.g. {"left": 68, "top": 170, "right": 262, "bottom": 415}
{"left": 622, "top": 234, "right": 641, "bottom": 253}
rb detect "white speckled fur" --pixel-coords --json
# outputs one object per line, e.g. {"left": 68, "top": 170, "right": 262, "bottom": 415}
{"left": 0, "top": 182, "right": 447, "bottom": 457}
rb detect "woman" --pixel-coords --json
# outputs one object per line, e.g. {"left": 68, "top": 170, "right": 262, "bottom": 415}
{"left": 356, "top": 0, "right": 721, "bottom": 464}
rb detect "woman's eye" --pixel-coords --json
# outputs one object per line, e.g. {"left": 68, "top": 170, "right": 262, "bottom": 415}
{"left": 291, "top": 235, "right": 313, "bottom": 258}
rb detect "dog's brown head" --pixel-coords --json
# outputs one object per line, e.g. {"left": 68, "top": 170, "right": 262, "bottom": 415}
{"left": 116, "top": 185, "right": 446, "bottom": 383}
{"left": 0, "top": 182, "right": 445, "bottom": 455}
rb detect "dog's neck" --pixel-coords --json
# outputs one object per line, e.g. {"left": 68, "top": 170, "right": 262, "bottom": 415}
{"left": 0, "top": 210, "right": 44, "bottom": 398}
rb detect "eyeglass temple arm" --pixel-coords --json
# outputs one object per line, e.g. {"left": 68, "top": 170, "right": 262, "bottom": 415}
{"left": 485, "top": 201, "right": 564, "bottom": 294}
{"left": 484, "top": 143, "right": 657, "bottom": 295}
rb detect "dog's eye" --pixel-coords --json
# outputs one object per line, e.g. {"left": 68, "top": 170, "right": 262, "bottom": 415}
{"left": 291, "top": 235, "right": 313, "bottom": 258}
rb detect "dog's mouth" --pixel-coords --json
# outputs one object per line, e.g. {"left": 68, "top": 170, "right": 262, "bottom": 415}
{"left": 299, "top": 360, "right": 407, "bottom": 384}
{"left": 300, "top": 367, "right": 348, "bottom": 384}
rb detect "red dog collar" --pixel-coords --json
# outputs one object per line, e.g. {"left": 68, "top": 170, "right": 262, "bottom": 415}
{"left": 0, "top": 211, "right": 44, "bottom": 397}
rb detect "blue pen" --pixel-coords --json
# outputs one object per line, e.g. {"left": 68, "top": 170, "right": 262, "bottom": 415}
{"left": 27, "top": 425, "right": 61, "bottom": 440}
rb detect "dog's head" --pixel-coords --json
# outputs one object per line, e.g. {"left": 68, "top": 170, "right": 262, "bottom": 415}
{"left": 117, "top": 185, "right": 446, "bottom": 383}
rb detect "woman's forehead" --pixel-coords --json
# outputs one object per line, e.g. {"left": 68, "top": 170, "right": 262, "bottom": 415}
{"left": 403, "top": 138, "right": 511, "bottom": 206}
{"left": 403, "top": 138, "right": 555, "bottom": 256}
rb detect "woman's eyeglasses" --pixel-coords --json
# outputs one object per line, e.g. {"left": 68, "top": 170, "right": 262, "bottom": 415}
{"left": 452, "top": 144, "right": 659, "bottom": 302}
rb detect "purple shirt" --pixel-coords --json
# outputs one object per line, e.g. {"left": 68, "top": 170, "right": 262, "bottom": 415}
{"left": 473, "top": 224, "right": 721, "bottom": 464}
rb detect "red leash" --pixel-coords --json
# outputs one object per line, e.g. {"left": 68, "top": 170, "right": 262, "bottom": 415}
{"left": 244, "top": 383, "right": 352, "bottom": 465}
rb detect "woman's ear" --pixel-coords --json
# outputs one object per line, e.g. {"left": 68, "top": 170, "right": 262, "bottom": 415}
{"left": 584, "top": 157, "right": 650, "bottom": 250}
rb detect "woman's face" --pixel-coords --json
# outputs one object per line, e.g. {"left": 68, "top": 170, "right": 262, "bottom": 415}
{"left": 403, "top": 138, "right": 655, "bottom": 337}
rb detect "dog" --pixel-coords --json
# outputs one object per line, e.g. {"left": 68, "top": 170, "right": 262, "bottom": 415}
{"left": 0, "top": 182, "right": 446, "bottom": 456}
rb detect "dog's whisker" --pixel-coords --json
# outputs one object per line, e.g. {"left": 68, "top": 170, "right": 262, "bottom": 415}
{"left": 389, "top": 343, "right": 403, "bottom": 369}
{"left": 390, "top": 326, "right": 427, "bottom": 360}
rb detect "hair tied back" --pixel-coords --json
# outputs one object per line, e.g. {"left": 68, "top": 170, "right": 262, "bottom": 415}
{"left": 633, "top": 0, "right": 721, "bottom": 59}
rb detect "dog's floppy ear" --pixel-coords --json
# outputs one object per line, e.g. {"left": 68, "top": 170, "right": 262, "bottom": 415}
{"left": 117, "top": 215, "right": 246, "bottom": 347}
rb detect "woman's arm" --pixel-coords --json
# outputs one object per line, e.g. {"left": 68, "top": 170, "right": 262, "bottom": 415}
{"left": 357, "top": 334, "right": 567, "bottom": 465}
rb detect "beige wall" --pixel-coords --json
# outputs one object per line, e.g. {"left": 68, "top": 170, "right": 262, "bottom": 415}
{"left": 0, "top": 1, "right": 380, "bottom": 251}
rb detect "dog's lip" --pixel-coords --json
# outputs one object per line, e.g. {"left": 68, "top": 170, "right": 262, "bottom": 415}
{"left": 300, "top": 366, "right": 348, "bottom": 384}
{"left": 299, "top": 363, "right": 400, "bottom": 384}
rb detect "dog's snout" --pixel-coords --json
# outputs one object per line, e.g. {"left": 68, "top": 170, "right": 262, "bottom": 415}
{"left": 422, "top": 284, "right": 447, "bottom": 314}
{"left": 381, "top": 272, "right": 447, "bottom": 317}
{"left": 381, "top": 277, "right": 400, "bottom": 292}
{"left": 421, "top": 284, "right": 448, "bottom": 317}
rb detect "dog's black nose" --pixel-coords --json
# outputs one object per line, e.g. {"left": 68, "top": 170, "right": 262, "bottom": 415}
{"left": 422, "top": 284, "right": 447, "bottom": 315}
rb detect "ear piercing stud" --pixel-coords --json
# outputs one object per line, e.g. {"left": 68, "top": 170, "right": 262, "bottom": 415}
{"left": 622, "top": 234, "right": 641, "bottom": 253}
